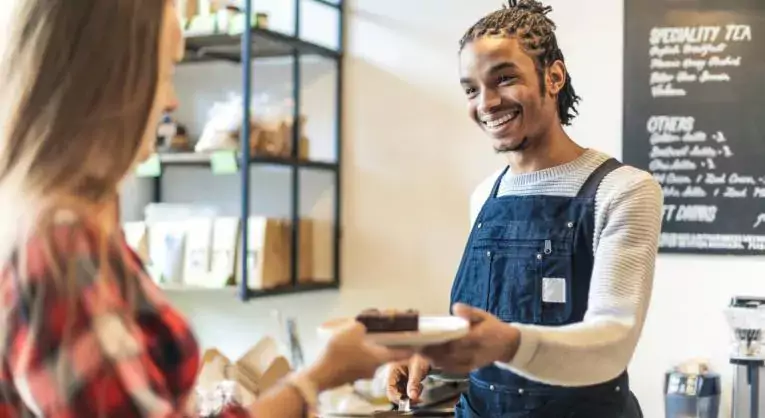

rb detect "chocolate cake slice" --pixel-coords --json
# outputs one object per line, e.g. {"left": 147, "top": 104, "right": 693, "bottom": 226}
{"left": 356, "top": 309, "right": 419, "bottom": 333}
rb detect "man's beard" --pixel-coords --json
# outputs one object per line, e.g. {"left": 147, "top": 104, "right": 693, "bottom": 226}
{"left": 494, "top": 137, "right": 529, "bottom": 153}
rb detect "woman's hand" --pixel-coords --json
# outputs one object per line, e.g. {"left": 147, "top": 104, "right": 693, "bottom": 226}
{"left": 306, "top": 321, "right": 414, "bottom": 392}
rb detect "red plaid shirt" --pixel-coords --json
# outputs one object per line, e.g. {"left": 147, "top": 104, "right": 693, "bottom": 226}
{"left": 0, "top": 216, "right": 250, "bottom": 417}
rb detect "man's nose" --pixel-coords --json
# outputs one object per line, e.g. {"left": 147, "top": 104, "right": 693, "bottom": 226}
{"left": 477, "top": 88, "right": 501, "bottom": 114}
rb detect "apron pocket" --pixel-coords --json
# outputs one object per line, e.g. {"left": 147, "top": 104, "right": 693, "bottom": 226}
{"left": 472, "top": 222, "right": 575, "bottom": 325}
{"left": 536, "top": 234, "right": 575, "bottom": 325}
{"left": 537, "top": 247, "right": 574, "bottom": 325}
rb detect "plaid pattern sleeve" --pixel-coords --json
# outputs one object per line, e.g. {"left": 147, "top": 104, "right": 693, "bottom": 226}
{"left": 0, "top": 219, "right": 252, "bottom": 418}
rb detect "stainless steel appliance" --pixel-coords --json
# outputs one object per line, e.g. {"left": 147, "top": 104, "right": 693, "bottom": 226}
{"left": 726, "top": 296, "right": 765, "bottom": 418}
{"left": 664, "top": 369, "right": 720, "bottom": 418}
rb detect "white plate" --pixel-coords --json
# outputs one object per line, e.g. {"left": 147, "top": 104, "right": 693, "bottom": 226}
{"left": 318, "top": 316, "right": 470, "bottom": 347}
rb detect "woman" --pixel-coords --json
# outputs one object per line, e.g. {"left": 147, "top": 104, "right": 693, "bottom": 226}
{"left": 0, "top": 1, "right": 409, "bottom": 417}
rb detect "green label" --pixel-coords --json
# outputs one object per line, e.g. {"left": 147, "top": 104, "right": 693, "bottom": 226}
{"left": 210, "top": 150, "right": 238, "bottom": 174}
{"left": 136, "top": 154, "right": 161, "bottom": 178}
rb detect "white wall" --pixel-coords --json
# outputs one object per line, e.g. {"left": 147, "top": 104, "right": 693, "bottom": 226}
{"left": 123, "top": 1, "right": 765, "bottom": 417}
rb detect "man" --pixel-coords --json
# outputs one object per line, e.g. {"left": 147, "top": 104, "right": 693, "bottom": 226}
{"left": 387, "top": 1, "right": 662, "bottom": 417}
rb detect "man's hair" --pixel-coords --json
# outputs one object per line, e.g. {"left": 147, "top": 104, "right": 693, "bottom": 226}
{"left": 459, "top": 0, "right": 581, "bottom": 126}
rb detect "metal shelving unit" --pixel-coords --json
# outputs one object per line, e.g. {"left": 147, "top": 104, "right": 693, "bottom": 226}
{"left": 152, "top": 0, "right": 344, "bottom": 301}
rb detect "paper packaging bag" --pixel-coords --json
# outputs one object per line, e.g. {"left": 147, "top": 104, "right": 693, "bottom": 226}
{"left": 210, "top": 217, "right": 240, "bottom": 287}
{"left": 290, "top": 219, "right": 333, "bottom": 284}
{"left": 288, "top": 219, "right": 314, "bottom": 283}
{"left": 234, "top": 217, "right": 291, "bottom": 289}
{"left": 248, "top": 116, "right": 311, "bottom": 160}
{"left": 234, "top": 337, "right": 292, "bottom": 396}
{"left": 302, "top": 219, "right": 334, "bottom": 284}
{"left": 271, "top": 219, "right": 318, "bottom": 283}
{"left": 194, "top": 338, "right": 293, "bottom": 408}
{"left": 183, "top": 217, "right": 214, "bottom": 287}
{"left": 148, "top": 220, "right": 187, "bottom": 285}
{"left": 299, "top": 219, "right": 313, "bottom": 281}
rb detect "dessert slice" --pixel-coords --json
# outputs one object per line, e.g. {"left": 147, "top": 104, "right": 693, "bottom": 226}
{"left": 356, "top": 309, "right": 419, "bottom": 333}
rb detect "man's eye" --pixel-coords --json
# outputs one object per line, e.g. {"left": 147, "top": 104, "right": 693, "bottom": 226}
{"left": 464, "top": 87, "right": 477, "bottom": 96}
{"left": 498, "top": 75, "right": 515, "bottom": 84}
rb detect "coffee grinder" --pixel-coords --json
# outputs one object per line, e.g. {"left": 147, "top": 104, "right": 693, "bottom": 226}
{"left": 725, "top": 296, "right": 765, "bottom": 418}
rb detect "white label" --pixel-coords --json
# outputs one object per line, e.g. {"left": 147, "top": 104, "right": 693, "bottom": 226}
{"left": 542, "top": 278, "right": 567, "bottom": 303}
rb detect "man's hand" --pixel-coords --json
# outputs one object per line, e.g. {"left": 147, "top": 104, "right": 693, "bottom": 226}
{"left": 386, "top": 355, "right": 431, "bottom": 404}
{"left": 420, "top": 304, "right": 520, "bottom": 374}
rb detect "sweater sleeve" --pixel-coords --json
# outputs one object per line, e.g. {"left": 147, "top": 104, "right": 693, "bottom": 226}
{"left": 493, "top": 172, "right": 663, "bottom": 386}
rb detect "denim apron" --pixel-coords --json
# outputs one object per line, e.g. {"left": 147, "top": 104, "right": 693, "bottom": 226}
{"left": 450, "top": 158, "right": 641, "bottom": 418}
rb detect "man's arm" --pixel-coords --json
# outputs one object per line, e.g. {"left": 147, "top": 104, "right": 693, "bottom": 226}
{"left": 494, "top": 173, "right": 663, "bottom": 386}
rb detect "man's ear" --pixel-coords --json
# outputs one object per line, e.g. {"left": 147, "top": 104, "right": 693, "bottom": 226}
{"left": 546, "top": 60, "right": 566, "bottom": 96}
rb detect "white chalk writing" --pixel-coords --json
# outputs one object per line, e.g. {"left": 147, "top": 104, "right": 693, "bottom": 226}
{"left": 647, "top": 25, "right": 750, "bottom": 98}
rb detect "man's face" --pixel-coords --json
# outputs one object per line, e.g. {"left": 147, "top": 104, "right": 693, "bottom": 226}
{"left": 459, "top": 36, "right": 557, "bottom": 153}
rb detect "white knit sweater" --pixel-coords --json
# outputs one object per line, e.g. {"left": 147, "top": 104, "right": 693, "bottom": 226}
{"left": 468, "top": 149, "right": 663, "bottom": 387}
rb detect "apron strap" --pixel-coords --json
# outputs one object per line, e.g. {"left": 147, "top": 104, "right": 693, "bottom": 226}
{"left": 490, "top": 166, "right": 511, "bottom": 199}
{"left": 576, "top": 158, "right": 624, "bottom": 199}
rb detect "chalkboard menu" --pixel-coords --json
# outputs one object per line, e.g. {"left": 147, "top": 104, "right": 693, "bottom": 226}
{"left": 623, "top": 0, "right": 765, "bottom": 255}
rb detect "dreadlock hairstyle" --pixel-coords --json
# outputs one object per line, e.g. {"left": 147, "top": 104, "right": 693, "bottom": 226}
{"left": 459, "top": 0, "right": 581, "bottom": 126}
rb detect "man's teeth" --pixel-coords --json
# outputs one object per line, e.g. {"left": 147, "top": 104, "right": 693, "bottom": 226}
{"left": 483, "top": 112, "right": 518, "bottom": 128}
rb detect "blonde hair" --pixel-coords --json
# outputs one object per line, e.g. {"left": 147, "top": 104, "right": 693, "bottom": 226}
{"left": 0, "top": 0, "right": 167, "bottom": 257}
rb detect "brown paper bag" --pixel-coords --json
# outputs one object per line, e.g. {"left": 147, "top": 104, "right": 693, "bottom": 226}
{"left": 297, "top": 136, "right": 310, "bottom": 160}
{"left": 210, "top": 217, "right": 240, "bottom": 287}
{"left": 286, "top": 219, "right": 314, "bottom": 283}
{"left": 247, "top": 116, "right": 311, "bottom": 160}
{"left": 235, "top": 337, "right": 292, "bottom": 396}
{"left": 304, "top": 219, "right": 334, "bottom": 284}
{"left": 234, "top": 217, "right": 291, "bottom": 289}
{"left": 195, "top": 338, "right": 293, "bottom": 409}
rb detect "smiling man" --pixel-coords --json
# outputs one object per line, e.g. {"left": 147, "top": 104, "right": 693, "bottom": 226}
{"left": 387, "top": 1, "right": 663, "bottom": 417}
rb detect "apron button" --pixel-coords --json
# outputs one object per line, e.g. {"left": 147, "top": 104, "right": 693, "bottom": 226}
{"left": 486, "top": 251, "right": 491, "bottom": 257}
{"left": 567, "top": 221, "right": 574, "bottom": 228}
{"left": 536, "top": 253, "right": 542, "bottom": 260}
{"left": 489, "top": 385, "right": 495, "bottom": 391}
{"left": 477, "top": 223, "right": 482, "bottom": 229}
{"left": 518, "top": 388, "right": 524, "bottom": 394}
{"left": 615, "top": 386, "right": 621, "bottom": 392}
